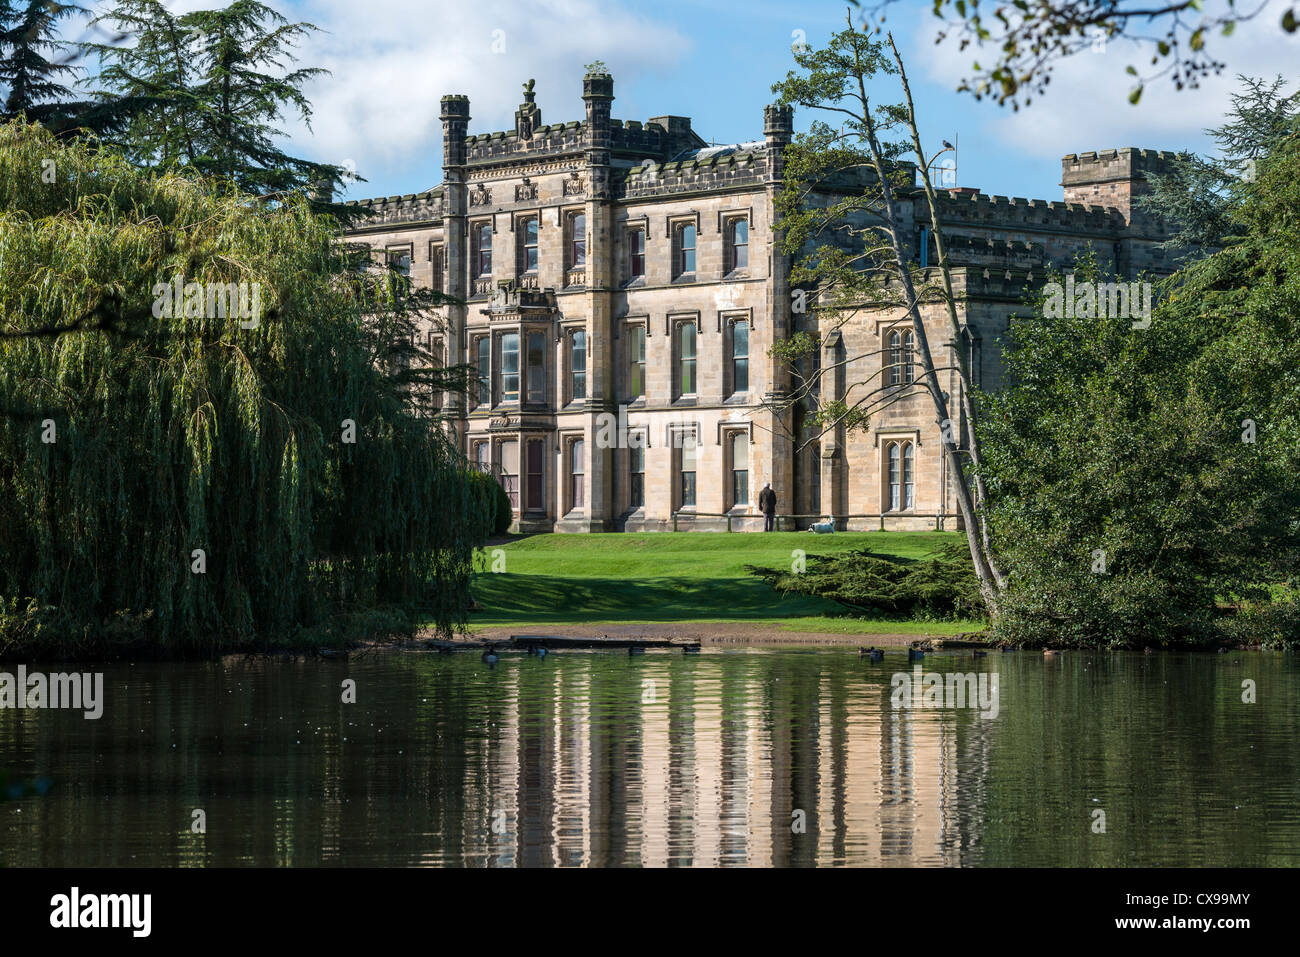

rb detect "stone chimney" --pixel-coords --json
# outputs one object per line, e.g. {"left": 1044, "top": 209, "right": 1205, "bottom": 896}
{"left": 515, "top": 79, "right": 541, "bottom": 140}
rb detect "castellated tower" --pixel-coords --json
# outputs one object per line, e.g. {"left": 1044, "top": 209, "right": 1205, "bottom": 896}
{"left": 1061, "top": 147, "right": 1177, "bottom": 274}
{"left": 1060, "top": 147, "right": 1177, "bottom": 223}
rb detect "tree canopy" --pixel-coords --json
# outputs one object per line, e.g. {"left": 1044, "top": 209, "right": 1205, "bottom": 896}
{"left": 0, "top": 120, "right": 485, "bottom": 657}
{"left": 1138, "top": 73, "right": 1300, "bottom": 260}
{"left": 979, "top": 131, "right": 1300, "bottom": 647}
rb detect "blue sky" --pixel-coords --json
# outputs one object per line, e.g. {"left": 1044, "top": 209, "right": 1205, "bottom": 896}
{"left": 75, "top": 0, "right": 1300, "bottom": 202}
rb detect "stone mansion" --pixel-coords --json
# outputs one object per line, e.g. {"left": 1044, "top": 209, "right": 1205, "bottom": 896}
{"left": 341, "top": 71, "right": 1174, "bottom": 533}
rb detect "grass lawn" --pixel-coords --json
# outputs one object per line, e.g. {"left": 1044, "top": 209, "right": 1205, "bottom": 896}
{"left": 464, "top": 531, "right": 984, "bottom": 636}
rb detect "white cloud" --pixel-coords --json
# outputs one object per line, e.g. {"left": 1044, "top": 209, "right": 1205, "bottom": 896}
{"left": 278, "top": 0, "right": 690, "bottom": 195}
{"left": 912, "top": 2, "right": 1300, "bottom": 159}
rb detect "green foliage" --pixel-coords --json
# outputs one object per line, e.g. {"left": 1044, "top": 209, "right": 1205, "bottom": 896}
{"left": 768, "top": 23, "right": 933, "bottom": 439}
{"left": 465, "top": 469, "right": 511, "bottom": 537}
{"left": 771, "top": 25, "right": 911, "bottom": 305}
{"left": 0, "top": 1, "right": 85, "bottom": 127}
{"left": 1222, "top": 599, "right": 1300, "bottom": 650}
{"left": 873, "top": 0, "right": 1282, "bottom": 109}
{"left": 89, "top": 0, "right": 351, "bottom": 205}
{"left": 747, "top": 540, "right": 982, "bottom": 620}
{"left": 979, "top": 135, "right": 1300, "bottom": 647}
{"left": 0, "top": 120, "right": 487, "bottom": 657}
{"left": 1138, "top": 75, "right": 1300, "bottom": 260}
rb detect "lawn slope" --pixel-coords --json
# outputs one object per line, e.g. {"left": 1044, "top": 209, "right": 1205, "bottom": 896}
{"left": 466, "top": 532, "right": 983, "bottom": 635}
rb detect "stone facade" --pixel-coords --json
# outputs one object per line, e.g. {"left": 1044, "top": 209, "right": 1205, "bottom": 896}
{"left": 342, "top": 73, "right": 1174, "bottom": 533}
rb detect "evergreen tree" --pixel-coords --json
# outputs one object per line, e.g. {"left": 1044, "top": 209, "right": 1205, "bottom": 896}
{"left": 0, "top": 1, "right": 85, "bottom": 127}
{"left": 91, "top": 0, "right": 350, "bottom": 205}
{"left": 1139, "top": 74, "right": 1300, "bottom": 261}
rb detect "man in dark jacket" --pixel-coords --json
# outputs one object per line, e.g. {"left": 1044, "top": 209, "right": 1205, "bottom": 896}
{"left": 758, "top": 482, "right": 777, "bottom": 531}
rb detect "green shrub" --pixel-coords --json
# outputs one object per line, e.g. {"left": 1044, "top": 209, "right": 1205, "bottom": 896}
{"left": 747, "top": 541, "right": 982, "bottom": 620}
{"left": 1221, "top": 600, "right": 1300, "bottom": 650}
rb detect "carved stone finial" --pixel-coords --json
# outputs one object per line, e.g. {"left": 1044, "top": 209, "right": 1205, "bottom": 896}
{"left": 516, "top": 80, "right": 541, "bottom": 140}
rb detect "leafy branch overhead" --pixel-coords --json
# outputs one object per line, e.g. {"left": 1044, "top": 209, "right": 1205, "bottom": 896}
{"left": 857, "top": 0, "right": 1295, "bottom": 108}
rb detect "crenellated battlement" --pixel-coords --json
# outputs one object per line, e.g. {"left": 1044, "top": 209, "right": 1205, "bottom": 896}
{"left": 1062, "top": 146, "right": 1181, "bottom": 178}
{"left": 344, "top": 189, "right": 444, "bottom": 226}
{"left": 935, "top": 190, "right": 1121, "bottom": 232}
{"left": 939, "top": 233, "right": 1048, "bottom": 269}
{"left": 619, "top": 148, "right": 768, "bottom": 199}
{"left": 463, "top": 122, "right": 587, "bottom": 165}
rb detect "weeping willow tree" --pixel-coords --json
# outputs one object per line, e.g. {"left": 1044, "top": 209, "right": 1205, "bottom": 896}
{"left": 0, "top": 119, "right": 487, "bottom": 657}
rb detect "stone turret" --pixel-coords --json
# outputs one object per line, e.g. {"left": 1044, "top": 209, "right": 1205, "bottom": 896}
{"left": 764, "top": 103, "right": 794, "bottom": 181}
{"left": 583, "top": 73, "right": 614, "bottom": 144}
{"left": 440, "top": 94, "right": 470, "bottom": 169}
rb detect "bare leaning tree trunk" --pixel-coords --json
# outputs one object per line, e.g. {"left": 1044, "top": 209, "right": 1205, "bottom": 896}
{"left": 846, "top": 31, "right": 1003, "bottom": 609}
{"left": 887, "top": 33, "right": 1007, "bottom": 593}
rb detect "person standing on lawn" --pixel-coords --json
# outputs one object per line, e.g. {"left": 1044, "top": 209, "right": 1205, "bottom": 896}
{"left": 758, "top": 482, "right": 777, "bottom": 532}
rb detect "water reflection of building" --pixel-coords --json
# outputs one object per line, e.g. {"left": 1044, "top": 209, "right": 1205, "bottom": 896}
{"left": 459, "top": 655, "right": 991, "bottom": 867}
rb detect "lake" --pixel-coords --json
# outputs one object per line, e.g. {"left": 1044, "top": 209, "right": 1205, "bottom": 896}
{"left": 2, "top": 647, "right": 1297, "bottom": 866}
